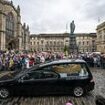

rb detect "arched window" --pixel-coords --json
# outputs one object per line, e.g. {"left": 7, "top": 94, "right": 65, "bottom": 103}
{"left": 6, "top": 12, "right": 14, "bottom": 36}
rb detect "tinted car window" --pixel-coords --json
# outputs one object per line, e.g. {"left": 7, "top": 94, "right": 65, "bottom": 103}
{"left": 42, "top": 71, "right": 58, "bottom": 79}
{"left": 21, "top": 71, "right": 44, "bottom": 80}
{"left": 21, "top": 71, "right": 58, "bottom": 80}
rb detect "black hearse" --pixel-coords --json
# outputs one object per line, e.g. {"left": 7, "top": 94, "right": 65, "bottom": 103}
{"left": 0, "top": 59, "right": 95, "bottom": 98}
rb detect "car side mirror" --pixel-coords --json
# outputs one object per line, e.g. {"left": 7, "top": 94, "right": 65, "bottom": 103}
{"left": 18, "top": 74, "right": 30, "bottom": 83}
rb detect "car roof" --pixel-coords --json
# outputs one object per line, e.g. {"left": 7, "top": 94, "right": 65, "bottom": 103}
{"left": 40, "top": 59, "right": 86, "bottom": 67}
{"left": 15, "top": 59, "right": 87, "bottom": 78}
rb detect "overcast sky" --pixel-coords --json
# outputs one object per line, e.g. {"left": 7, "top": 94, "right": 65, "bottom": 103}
{"left": 12, "top": 0, "right": 105, "bottom": 34}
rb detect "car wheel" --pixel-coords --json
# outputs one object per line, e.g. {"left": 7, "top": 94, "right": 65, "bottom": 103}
{"left": 0, "top": 88, "right": 9, "bottom": 99}
{"left": 73, "top": 86, "right": 84, "bottom": 97}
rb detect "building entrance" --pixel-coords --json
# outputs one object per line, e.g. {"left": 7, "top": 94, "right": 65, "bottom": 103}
{"left": 7, "top": 40, "right": 16, "bottom": 50}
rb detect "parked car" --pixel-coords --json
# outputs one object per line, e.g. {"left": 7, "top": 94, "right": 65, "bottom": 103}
{"left": 0, "top": 59, "right": 95, "bottom": 98}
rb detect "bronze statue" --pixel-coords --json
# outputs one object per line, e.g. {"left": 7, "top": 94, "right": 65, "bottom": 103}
{"left": 70, "top": 20, "right": 75, "bottom": 34}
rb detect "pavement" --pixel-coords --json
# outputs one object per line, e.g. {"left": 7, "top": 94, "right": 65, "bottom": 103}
{"left": 0, "top": 67, "right": 104, "bottom": 105}
{"left": 91, "top": 68, "right": 105, "bottom": 98}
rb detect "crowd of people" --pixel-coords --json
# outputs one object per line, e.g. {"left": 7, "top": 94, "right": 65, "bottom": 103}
{"left": 0, "top": 50, "right": 64, "bottom": 71}
{"left": 79, "top": 52, "right": 105, "bottom": 69}
{"left": 0, "top": 50, "right": 105, "bottom": 71}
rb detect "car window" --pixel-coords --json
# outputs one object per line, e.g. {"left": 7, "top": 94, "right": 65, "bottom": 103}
{"left": 21, "top": 71, "right": 43, "bottom": 80}
{"left": 53, "top": 63, "right": 88, "bottom": 77}
{"left": 38, "top": 66, "right": 53, "bottom": 71}
{"left": 42, "top": 71, "right": 58, "bottom": 79}
{"left": 21, "top": 71, "right": 58, "bottom": 81}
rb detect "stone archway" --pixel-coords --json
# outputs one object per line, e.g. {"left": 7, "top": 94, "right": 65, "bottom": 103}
{"left": 7, "top": 40, "right": 16, "bottom": 50}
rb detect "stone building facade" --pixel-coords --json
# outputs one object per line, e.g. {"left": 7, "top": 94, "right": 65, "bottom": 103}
{"left": 0, "top": 0, "right": 30, "bottom": 50}
{"left": 30, "top": 33, "right": 96, "bottom": 53}
{"left": 30, "top": 33, "right": 68, "bottom": 52}
{"left": 76, "top": 33, "right": 96, "bottom": 52}
{"left": 96, "top": 21, "right": 105, "bottom": 53}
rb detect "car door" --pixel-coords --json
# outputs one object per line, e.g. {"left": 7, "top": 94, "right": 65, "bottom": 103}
{"left": 38, "top": 71, "right": 60, "bottom": 94}
{"left": 12, "top": 72, "right": 38, "bottom": 96}
{"left": 15, "top": 70, "right": 60, "bottom": 96}
{"left": 18, "top": 71, "right": 49, "bottom": 95}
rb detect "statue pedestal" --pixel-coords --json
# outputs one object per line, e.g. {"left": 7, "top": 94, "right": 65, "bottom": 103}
{"left": 69, "top": 34, "right": 78, "bottom": 54}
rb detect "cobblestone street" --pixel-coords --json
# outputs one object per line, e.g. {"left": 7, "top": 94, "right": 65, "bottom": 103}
{"left": 92, "top": 68, "right": 105, "bottom": 98}
{"left": 0, "top": 68, "right": 105, "bottom": 105}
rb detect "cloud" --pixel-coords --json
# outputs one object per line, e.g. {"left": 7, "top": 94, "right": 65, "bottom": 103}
{"left": 12, "top": 0, "right": 105, "bottom": 34}
{"left": 82, "top": 0, "right": 105, "bottom": 20}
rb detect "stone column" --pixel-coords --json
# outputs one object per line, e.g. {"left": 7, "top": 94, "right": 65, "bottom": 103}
{"left": 1, "top": 14, "right": 6, "bottom": 50}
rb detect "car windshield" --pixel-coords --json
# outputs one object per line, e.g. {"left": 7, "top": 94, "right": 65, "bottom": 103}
{"left": 0, "top": 71, "right": 20, "bottom": 80}
{"left": 15, "top": 64, "right": 40, "bottom": 78}
{"left": 0, "top": 64, "right": 40, "bottom": 81}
